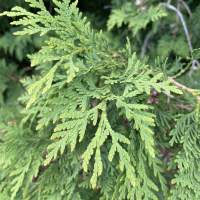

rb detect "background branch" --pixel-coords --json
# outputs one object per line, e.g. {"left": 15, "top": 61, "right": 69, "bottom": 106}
{"left": 140, "top": 31, "right": 154, "bottom": 58}
{"left": 161, "top": 2, "right": 193, "bottom": 53}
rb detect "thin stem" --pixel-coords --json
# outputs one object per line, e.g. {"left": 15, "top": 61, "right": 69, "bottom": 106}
{"left": 140, "top": 31, "right": 154, "bottom": 58}
{"left": 178, "top": 0, "right": 192, "bottom": 18}
{"left": 172, "top": 62, "right": 191, "bottom": 79}
{"left": 161, "top": 3, "right": 193, "bottom": 54}
{"left": 169, "top": 77, "right": 200, "bottom": 102}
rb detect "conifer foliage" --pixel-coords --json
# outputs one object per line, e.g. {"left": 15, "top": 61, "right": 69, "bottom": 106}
{"left": 0, "top": 0, "right": 200, "bottom": 199}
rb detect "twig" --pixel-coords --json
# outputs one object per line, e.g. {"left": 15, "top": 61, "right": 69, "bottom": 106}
{"left": 178, "top": 0, "right": 192, "bottom": 18}
{"left": 161, "top": 2, "right": 193, "bottom": 53}
{"left": 175, "top": 103, "right": 193, "bottom": 111}
{"left": 172, "top": 61, "right": 192, "bottom": 79}
{"left": 169, "top": 77, "right": 200, "bottom": 102}
{"left": 140, "top": 31, "right": 154, "bottom": 58}
{"left": 161, "top": 2, "right": 200, "bottom": 75}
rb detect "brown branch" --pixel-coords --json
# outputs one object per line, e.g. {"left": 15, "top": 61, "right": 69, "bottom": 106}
{"left": 175, "top": 103, "right": 193, "bottom": 111}
{"left": 169, "top": 77, "right": 200, "bottom": 102}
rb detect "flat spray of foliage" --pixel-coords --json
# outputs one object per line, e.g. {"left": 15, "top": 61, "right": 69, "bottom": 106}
{"left": 0, "top": 0, "right": 200, "bottom": 199}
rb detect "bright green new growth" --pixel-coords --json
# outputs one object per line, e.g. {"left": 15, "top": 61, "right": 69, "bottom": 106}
{"left": 0, "top": 0, "right": 190, "bottom": 199}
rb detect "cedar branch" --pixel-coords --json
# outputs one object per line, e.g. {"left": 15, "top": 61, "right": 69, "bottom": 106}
{"left": 169, "top": 77, "right": 200, "bottom": 102}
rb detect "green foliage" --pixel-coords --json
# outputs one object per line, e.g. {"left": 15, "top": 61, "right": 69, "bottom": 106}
{"left": 0, "top": 0, "right": 43, "bottom": 125}
{"left": 157, "top": 35, "right": 189, "bottom": 58}
{"left": 169, "top": 108, "right": 200, "bottom": 200}
{"left": 0, "top": 0, "right": 200, "bottom": 199}
{"left": 107, "top": 1, "right": 167, "bottom": 35}
{"left": 0, "top": 30, "right": 41, "bottom": 61}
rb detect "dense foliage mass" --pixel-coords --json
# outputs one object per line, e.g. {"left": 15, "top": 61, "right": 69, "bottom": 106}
{"left": 0, "top": 0, "right": 200, "bottom": 199}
